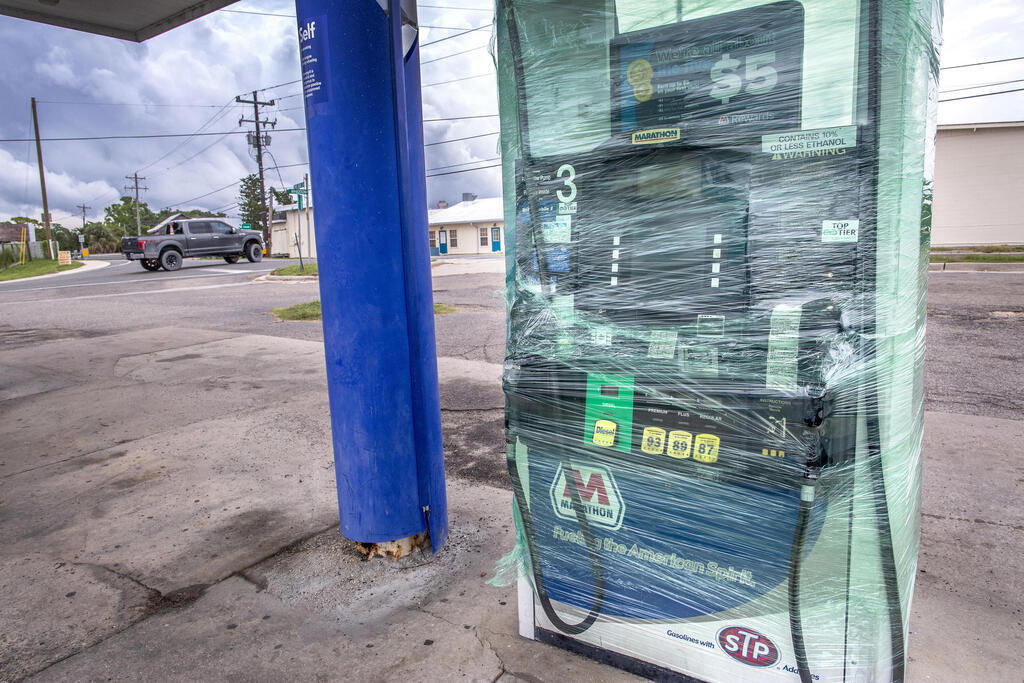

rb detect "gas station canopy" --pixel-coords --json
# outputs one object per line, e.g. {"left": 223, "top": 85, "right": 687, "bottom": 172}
{"left": 0, "top": 0, "right": 238, "bottom": 42}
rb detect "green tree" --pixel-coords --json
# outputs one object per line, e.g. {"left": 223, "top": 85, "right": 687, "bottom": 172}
{"left": 52, "top": 224, "right": 78, "bottom": 252}
{"left": 238, "top": 174, "right": 266, "bottom": 232}
{"left": 104, "top": 196, "right": 159, "bottom": 236}
{"left": 270, "top": 187, "right": 294, "bottom": 206}
{"left": 154, "top": 208, "right": 226, "bottom": 223}
{"left": 82, "top": 221, "right": 123, "bottom": 253}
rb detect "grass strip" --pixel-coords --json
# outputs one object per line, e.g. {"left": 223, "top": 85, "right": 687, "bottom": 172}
{"left": 930, "top": 253, "right": 1024, "bottom": 263}
{"left": 0, "top": 259, "right": 84, "bottom": 282}
{"left": 271, "top": 262, "right": 318, "bottom": 276}
{"left": 272, "top": 300, "right": 458, "bottom": 321}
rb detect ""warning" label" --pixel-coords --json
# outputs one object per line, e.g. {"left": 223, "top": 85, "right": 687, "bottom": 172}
{"left": 761, "top": 126, "right": 857, "bottom": 155}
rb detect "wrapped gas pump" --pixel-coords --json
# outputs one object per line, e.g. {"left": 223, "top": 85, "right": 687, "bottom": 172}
{"left": 496, "top": 0, "right": 939, "bottom": 681}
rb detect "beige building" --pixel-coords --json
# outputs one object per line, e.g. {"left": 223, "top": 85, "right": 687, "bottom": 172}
{"left": 270, "top": 205, "right": 316, "bottom": 259}
{"left": 428, "top": 195, "right": 505, "bottom": 255}
{"left": 932, "top": 122, "right": 1024, "bottom": 245}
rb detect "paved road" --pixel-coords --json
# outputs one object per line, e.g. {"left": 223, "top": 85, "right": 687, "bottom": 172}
{"left": 1, "top": 257, "right": 1022, "bottom": 682}
{"left": 0, "top": 256, "right": 327, "bottom": 342}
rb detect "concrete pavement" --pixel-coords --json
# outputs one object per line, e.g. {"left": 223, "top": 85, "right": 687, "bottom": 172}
{"left": 0, "top": 266, "right": 1022, "bottom": 682}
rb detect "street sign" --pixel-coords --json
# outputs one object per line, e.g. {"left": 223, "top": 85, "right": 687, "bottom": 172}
{"left": 290, "top": 183, "right": 308, "bottom": 210}
{"left": 78, "top": 234, "right": 85, "bottom": 243}
{"left": 241, "top": 223, "right": 252, "bottom": 231}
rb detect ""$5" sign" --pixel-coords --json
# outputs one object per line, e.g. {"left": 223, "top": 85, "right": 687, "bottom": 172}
{"left": 709, "top": 52, "right": 778, "bottom": 104}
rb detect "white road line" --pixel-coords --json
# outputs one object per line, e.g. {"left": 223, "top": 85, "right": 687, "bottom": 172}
{"left": 0, "top": 280, "right": 259, "bottom": 305}
{"left": 0, "top": 268, "right": 275, "bottom": 293}
{"left": 204, "top": 268, "right": 263, "bottom": 274}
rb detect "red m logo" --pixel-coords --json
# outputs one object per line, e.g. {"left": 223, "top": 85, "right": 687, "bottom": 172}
{"left": 564, "top": 469, "right": 610, "bottom": 506}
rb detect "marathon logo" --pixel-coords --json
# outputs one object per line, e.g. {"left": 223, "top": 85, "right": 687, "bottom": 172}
{"left": 549, "top": 464, "right": 624, "bottom": 530}
{"left": 631, "top": 128, "right": 680, "bottom": 145}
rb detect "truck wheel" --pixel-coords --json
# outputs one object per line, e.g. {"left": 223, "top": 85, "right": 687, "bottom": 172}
{"left": 224, "top": 255, "right": 240, "bottom": 264}
{"left": 141, "top": 259, "right": 161, "bottom": 271}
{"left": 160, "top": 249, "right": 182, "bottom": 271}
{"left": 245, "top": 241, "right": 263, "bottom": 263}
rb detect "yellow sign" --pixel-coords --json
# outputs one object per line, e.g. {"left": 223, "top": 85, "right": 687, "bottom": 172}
{"left": 641, "top": 427, "right": 666, "bottom": 455}
{"left": 82, "top": 248, "right": 89, "bottom": 257}
{"left": 626, "top": 59, "right": 653, "bottom": 85}
{"left": 592, "top": 420, "right": 617, "bottom": 447}
{"left": 631, "top": 128, "right": 681, "bottom": 145}
{"left": 667, "top": 430, "right": 693, "bottom": 459}
{"left": 58, "top": 250, "right": 71, "bottom": 265}
{"left": 693, "top": 434, "right": 721, "bottom": 463}
{"left": 633, "top": 81, "right": 653, "bottom": 102}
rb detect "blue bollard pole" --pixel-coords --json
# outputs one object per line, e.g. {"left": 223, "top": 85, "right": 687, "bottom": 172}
{"left": 294, "top": 0, "right": 448, "bottom": 551}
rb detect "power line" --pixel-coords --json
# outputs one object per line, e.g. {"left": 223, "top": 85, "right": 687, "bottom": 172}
{"left": 421, "top": 24, "right": 490, "bottom": 46}
{"left": 148, "top": 130, "right": 235, "bottom": 178}
{"left": 939, "top": 86, "right": 1024, "bottom": 103}
{"left": 138, "top": 100, "right": 240, "bottom": 173}
{"left": 426, "top": 162, "right": 501, "bottom": 177}
{"left": 421, "top": 44, "right": 490, "bottom": 65}
{"left": 939, "top": 78, "right": 1024, "bottom": 94}
{"left": 258, "top": 79, "right": 302, "bottom": 92}
{"left": 420, "top": 4, "right": 494, "bottom": 11}
{"left": 942, "top": 55, "right": 1024, "bottom": 70}
{"left": 0, "top": 128, "right": 306, "bottom": 143}
{"left": 166, "top": 180, "right": 241, "bottom": 208}
{"left": 422, "top": 72, "right": 493, "bottom": 87}
{"left": 425, "top": 156, "right": 500, "bottom": 171}
{"left": 424, "top": 131, "right": 499, "bottom": 146}
{"left": 34, "top": 100, "right": 234, "bottom": 108}
{"left": 423, "top": 114, "right": 499, "bottom": 121}
{"left": 423, "top": 23, "right": 492, "bottom": 29}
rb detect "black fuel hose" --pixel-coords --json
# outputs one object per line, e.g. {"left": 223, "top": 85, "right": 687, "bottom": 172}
{"left": 788, "top": 481, "right": 816, "bottom": 683}
{"left": 508, "top": 441, "right": 605, "bottom": 635}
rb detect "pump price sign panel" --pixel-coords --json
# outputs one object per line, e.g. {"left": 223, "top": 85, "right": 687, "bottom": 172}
{"left": 611, "top": 0, "right": 804, "bottom": 143}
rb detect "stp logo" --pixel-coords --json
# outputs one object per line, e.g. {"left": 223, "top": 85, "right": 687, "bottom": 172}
{"left": 717, "top": 626, "right": 779, "bottom": 667}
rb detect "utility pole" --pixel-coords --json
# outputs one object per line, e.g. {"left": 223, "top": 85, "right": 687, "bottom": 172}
{"left": 125, "top": 172, "right": 148, "bottom": 235}
{"left": 76, "top": 204, "right": 90, "bottom": 231}
{"left": 30, "top": 97, "right": 52, "bottom": 245}
{"left": 237, "top": 91, "right": 276, "bottom": 250}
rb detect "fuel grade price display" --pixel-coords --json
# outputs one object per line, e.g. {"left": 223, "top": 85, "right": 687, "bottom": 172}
{"left": 611, "top": 0, "right": 804, "bottom": 143}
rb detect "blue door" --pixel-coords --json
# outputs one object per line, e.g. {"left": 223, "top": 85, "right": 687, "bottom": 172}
{"left": 439, "top": 230, "right": 448, "bottom": 255}
{"left": 491, "top": 226, "right": 501, "bottom": 252}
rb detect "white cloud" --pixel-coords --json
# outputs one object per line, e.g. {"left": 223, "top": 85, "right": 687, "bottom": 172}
{"left": 2, "top": 0, "right": 1018, "bottom": 225}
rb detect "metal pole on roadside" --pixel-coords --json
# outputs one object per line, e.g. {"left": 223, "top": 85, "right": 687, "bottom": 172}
{"left": 304, "top": 173, "right": 312, "bottom": 260}
{"left": 295, "top": 0, "right": 447, "bottom": 553}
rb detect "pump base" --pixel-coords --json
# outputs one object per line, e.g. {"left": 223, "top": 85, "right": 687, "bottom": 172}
{"left": 536, "top": 629, "right": 706, "bottom": 683}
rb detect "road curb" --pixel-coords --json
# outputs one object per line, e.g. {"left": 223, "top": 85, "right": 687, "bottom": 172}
{"left": 255, "top": 274, "right": 319, "bottom": 282}
{"left": 929, "top": 262, "right": 1024, "bottom": 273}
{"left": 0, "top": 259, "right": 108, "bottom": 285}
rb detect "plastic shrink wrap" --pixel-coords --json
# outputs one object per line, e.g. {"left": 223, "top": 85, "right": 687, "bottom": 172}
{"left": 494, "top": 0, "right": 940, "bottom": 681}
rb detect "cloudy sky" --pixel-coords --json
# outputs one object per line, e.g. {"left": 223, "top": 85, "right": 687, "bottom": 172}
{"left": 0, "top": 0, "right": 1020, "bottom": 226}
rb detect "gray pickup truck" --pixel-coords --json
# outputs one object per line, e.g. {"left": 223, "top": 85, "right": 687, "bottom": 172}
{"left": 121, "top": 217, "right": 265, "bottom": 271}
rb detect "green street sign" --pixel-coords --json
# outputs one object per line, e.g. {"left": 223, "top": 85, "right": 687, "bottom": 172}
{"left": 241, "top": 223, "right": 252, "bottom": 230}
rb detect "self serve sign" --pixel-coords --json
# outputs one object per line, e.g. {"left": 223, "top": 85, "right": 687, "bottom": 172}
{"left": 717, "top": 626, "right": 779, "bottom": 667}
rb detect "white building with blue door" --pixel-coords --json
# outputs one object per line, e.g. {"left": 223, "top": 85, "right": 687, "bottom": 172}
{"left": 427, "top": 195, "right": 505, "bottom": 256}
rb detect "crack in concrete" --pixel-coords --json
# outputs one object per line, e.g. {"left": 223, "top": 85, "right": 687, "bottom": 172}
{"left": 921, "top": 512, "right": 1024, "bottom": 532}
{"left": 24, "top": 524, "right": 340, "bottom": 680}
{"left": 414, "top": 605, "right": 508, "bottom": 682}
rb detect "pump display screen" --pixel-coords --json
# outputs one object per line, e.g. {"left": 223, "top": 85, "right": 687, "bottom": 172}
{"left": 611, "top": 1, "right": 805, "bottom": 143}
